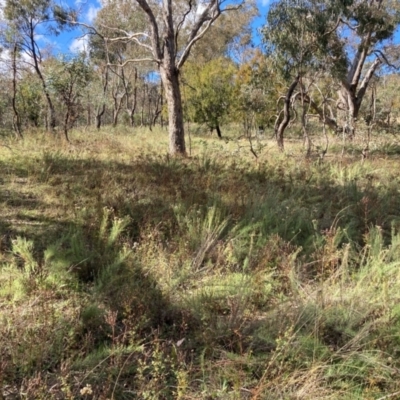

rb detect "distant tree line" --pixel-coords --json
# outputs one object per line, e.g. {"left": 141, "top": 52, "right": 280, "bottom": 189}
{"left": 0, "top": 0, "right": 399, "bottom": 152}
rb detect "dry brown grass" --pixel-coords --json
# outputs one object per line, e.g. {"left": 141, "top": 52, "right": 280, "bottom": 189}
{"left": 1, "top": 126, "right": 400, "bottom": 398}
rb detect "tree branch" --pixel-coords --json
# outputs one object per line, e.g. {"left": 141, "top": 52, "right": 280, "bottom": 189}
{"left": 107, "top": 58, "right": 156, "bottom": 68}
{"left": 135, "top": 0, "right": 162, "bottom": 61}
{"left": 176, "top": 0, "right": 224, "bottom": 69}
{"left": 356, "top": 57, "right": 381, "bottom": 107}
{"left": 175, "top": 0, "right": 194, "bottom": 50}
{"left": 373, "top": 49, "right": 398, "bottom": 70}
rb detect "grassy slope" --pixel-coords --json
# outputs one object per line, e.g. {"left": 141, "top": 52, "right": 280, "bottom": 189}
{"left": 1, "top": 127, "right": 400, "bottom": 399}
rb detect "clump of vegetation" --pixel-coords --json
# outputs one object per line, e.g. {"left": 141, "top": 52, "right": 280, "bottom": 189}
{"left": 1, "top": 127, "right": 400, "bottom": 398}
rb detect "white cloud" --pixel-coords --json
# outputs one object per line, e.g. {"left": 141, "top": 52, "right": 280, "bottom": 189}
{"left": 70, "top": 36, "right": 89, "bottom": 54}
{"left": 0, "top": 48, "right": 36, "bottom": 73}
{"left": 35, "top": 34, "right": 45, "bottom": 42}
{"left": 86, "top": 4, "right": 100, "bottom": 23}
{"left": 0, "top": 0, "right": 5, "bottom": 19}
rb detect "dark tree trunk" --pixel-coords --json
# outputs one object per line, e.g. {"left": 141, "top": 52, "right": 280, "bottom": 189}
{"left": 216, "top": 125, "right": 222, "bottom": 138}
{"left": 140, "top": 84, "right": 147, "bottom": 126}
{"left": 11, "top": 42, "right": 22, "bottom": 139}
{"left": 96, "top": 104, "right": 106, "bottom": 130}
{"left": 275, "top": 75, "right": 299, "bottom": 150}
{"left": 160, "top": 64, "right": 186, "bottom": 155}
{"left": 29, "top": 20, "right": 56, "bottom": 132}
{"left": 160, "top": 82, "right": 164, "bottom": 128}
{"left": 63, "top": 109, "right": 70, "bottom": 142}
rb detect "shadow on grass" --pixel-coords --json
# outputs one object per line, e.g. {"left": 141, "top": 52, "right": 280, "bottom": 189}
{"left": 3, "top": 148, "right": 400, "bottom": 397}
{"left": 2, "top": 149, "right": 400, "bottom": 253}
{"left": 3, "top": 151, "right": 398, "bottom": 322}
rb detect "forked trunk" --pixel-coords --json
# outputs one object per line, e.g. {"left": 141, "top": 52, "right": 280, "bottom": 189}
{"left": 160, "top": 65, "right": 186, "bottom": 156}
{"left": 338, "top": 48, "right": 382, "bottom": 137}
{"left": 275, "top": 76, "right": 299, "bottom": 150}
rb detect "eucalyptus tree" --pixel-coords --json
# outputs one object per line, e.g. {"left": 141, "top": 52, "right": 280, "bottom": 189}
{"left": 87, "top": 0, "right": 146, "bottom": 129}
{"left": 180, "top": 2, "right": 257, "bottom": 136}
{"left": 7, "top": 38, "right": 23, "bottom": 137}
{"left": 77, "top": 0, "right": 245, "bottom": 155}
{"left": 47, "top": 55, "right": 92, "bottom": 141}
{"left": 263, "top": 0, "right": 400, "bottom": 147}
{"left": 263, "top": 0, "right": 346, "bottom": 149}
{"left": 335, "top": 0, "right": 400, "bottom": 136}
{"left": 3, "top": 0, "right": 74, "bottom": 133}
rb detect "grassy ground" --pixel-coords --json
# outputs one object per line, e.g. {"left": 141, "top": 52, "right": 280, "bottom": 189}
{"left": 2, "top": 126, "right": 400, "bottom": 399}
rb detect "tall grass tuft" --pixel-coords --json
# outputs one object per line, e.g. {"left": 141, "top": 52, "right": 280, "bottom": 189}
{"left": 2, "top": 128, "right": 400, "bottom": 397}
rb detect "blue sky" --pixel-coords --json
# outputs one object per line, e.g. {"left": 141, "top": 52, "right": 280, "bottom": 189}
{"left": 3, "top": 0, "right": 398, "bottom": 63}
{"left": 55, "top": 0, "right": 271, "bottom": 55}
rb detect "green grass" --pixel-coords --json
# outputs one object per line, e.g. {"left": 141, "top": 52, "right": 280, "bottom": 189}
{"left": 1, "top": 126, "right": 400, "bottom": 399}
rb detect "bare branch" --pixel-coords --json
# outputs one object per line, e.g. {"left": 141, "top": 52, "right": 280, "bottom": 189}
{"left": 175, "top": 0, "right": 194, "bottom": 50}
{"left": 339, "top": 17, "right": 358, "bottom": 31}
{"left": 107, "top": 58, "right": 156, "bottom": 68}
{"left": 177, "top": 0, "right": 226, "bottom": 70}
{"left": 136, "top": 0, "right": 162, "bottom": 61}
{"left": 177, "top": 18, "right": 217, "bottom": 70}
{"left": 69, "top": 20, "right": 105, "bottom": 40}
{"left": 373, "top": 49, "right": 398, "bottom": 70}
{"left": 106, "top": 32, "right": 150, "bottom": 43}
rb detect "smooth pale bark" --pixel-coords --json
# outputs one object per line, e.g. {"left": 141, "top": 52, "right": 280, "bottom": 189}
{"left": 337, "top": 29, "right": 383, "bottom": 136}
{"left": 339, "top": 58, "right": 382, "bottom": 128}
{"left": 111, "top": 67, "right": 125, "bottom": 127}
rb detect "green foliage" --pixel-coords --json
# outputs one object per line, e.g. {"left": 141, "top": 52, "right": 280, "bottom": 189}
{"left": 183, "top": 58, "right": 237, "bottom": 131}
{"left": 46, "top": 55, "right": 92, "bottom": 137}
{"left": 232, "top": 50, "right": 279, "bottom": 130}
{"left": 262, "top": 0, "right": 347, "bottom": 79}
{"left": 4, "top": 0, "right": 70, "bottom": 36}
{"left": 263, "top": 0, "right": 399, "bottom": 81}
{"left": 17, "top": 72, "right": 43, "bottom": 127}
